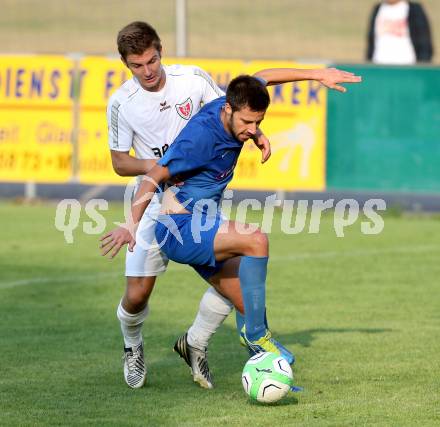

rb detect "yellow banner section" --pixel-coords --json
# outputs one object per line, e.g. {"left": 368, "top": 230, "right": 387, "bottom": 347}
{"left": 0, "top": 55, "right": 326, "bottom": 190}
{"left": 0, "top": 55, "right": 74, "bottom": 182}
{"left": 0, "top": 55, "right": 75, "bottom": 106}
{"left": 237, "top": 60, "right": 326, "bottom": 191}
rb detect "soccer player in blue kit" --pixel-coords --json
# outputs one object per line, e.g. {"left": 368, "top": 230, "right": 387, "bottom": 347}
{"left": 102, "top": 72, "right": 361, "bottom": 369}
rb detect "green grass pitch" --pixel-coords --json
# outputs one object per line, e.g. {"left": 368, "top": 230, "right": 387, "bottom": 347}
{"left": 1, "top": 201, "right": 439, "bottom": 426}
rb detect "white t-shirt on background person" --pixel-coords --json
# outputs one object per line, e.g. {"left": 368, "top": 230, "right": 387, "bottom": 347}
{"left": 373, "top": 1, "right": 416, "bottom": 64}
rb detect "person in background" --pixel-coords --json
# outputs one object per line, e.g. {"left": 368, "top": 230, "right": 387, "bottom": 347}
{"left": 366, "top": 0, "right": 433, "bottom": 64}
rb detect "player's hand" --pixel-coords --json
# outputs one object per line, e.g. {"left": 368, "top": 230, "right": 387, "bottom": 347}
{"left": 318, "top": 68, "right": 362, "bottom": 93}
{"left": 166, "top": 173, "right": 185, "bottom": 187}
{"left": 100, "top": 224, "right": 136, "bottom": 258}
{"left": 253, "top": 131, "right": 271, "bottom": 163}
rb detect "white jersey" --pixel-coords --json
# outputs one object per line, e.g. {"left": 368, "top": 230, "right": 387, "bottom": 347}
{"left": 107, "top": 64, "right": 225, "bottom": 160}
{"left": 107, "top": 64, "right": 224, "bottom": 277}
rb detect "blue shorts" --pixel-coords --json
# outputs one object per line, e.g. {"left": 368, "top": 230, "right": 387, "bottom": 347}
{"left": 155, "top": 213, "right": 224, "bottom": 281}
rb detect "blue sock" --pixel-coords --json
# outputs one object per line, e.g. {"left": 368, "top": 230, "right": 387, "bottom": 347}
{"left": 238, "top": 255, "right": 268, "bottom": 341}
{"left": 236, "top": 308, "right": 269, "bottom": 336}
{"left": 235, "top": 311, "right": 245, "bottom": 336}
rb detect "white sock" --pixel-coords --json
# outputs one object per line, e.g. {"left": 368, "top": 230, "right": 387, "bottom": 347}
{"left": 187, "top": 287, "right": 233, "bottom": 350}
{"left": 117, "top": 301, "right": 149, "bottom": 348}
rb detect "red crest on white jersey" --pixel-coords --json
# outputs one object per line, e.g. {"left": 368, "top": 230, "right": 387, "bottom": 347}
{"left": 175, "top": 97, "right": 193, "bottom": 120}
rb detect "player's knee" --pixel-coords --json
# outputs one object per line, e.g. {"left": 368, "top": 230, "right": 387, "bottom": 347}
{"left": 126, "top": 292, "right": 148, "bottom": 309}
{"left": 247, "top": 229, "right": 268, "bottom": 256}
{"left": 126, "top": 277, "right": 155, "bottom": 307}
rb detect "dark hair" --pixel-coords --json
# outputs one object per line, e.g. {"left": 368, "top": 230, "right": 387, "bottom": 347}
{"left": 226, "top": 75, "right": 270, "bottom": 112}
{"left": 117, "top": 21, "right": 162, "bottom": 60}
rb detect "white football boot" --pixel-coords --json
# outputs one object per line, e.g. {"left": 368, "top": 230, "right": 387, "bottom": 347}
{"left": 123, "top": 342, "right": 146, "bottom": 389}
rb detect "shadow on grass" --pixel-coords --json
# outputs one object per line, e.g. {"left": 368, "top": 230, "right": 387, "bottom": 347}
{"left": 183, "top": 325, "right": 394, "bottom": 388}
{"left": 277, "top": 327, "right": 394, "bottom": 348}
{"left": 247, "top": 394, "right": 299, "bottom": 407}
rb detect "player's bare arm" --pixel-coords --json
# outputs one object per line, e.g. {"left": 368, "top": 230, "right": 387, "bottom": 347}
{"left": 101, "top": 164, "right": 171, "bottom": 258}
{"left": 110, "top": 150, "right": 158, "bottom": 176}
{"left": 253, "top": 67, "right": 362, "bottom": 93}
{"left": 131, "top": 164, "right": 171, "bottom": 224}
{"left": 247, "top": 67, "right": 362, "bottom": 163}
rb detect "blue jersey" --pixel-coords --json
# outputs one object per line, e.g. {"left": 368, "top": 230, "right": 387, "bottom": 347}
{"left": 157, "top": 96, "right": 243, "bottom": 213}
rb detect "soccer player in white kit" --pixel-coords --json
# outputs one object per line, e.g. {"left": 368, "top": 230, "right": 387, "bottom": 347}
{"left": 107, "top": 21, "right": 266, "bottom": 390}
{"left": 106, "top": 21, "right": 362, "bottom": 390}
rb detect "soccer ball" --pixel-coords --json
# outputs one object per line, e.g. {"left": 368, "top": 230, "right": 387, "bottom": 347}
{"left": 242, "top": 352, "right": 293, "bottom": 403}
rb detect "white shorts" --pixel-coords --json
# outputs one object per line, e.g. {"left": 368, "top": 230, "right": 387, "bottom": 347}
{"left": 125, "top": 196, "right": 169, "bottom": 277}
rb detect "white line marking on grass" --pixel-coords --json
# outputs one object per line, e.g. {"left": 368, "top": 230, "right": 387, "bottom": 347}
{"left": 1, "top": 244, "right": 438, "bottom": 290}
{"left": 0, "top": 272, "right": 121, "bottom": 290}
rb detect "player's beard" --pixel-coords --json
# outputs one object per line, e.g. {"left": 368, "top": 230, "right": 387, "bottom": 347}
{"left": 228, "top": 114, "right": 247, "bottom": 143}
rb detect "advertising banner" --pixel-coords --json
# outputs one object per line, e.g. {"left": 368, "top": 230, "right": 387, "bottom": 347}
{"left": 0, "top": 55, "right": 74, "bottom": 182}
{"left": 0, "top": 55, "right": 327, "bottom": 190}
